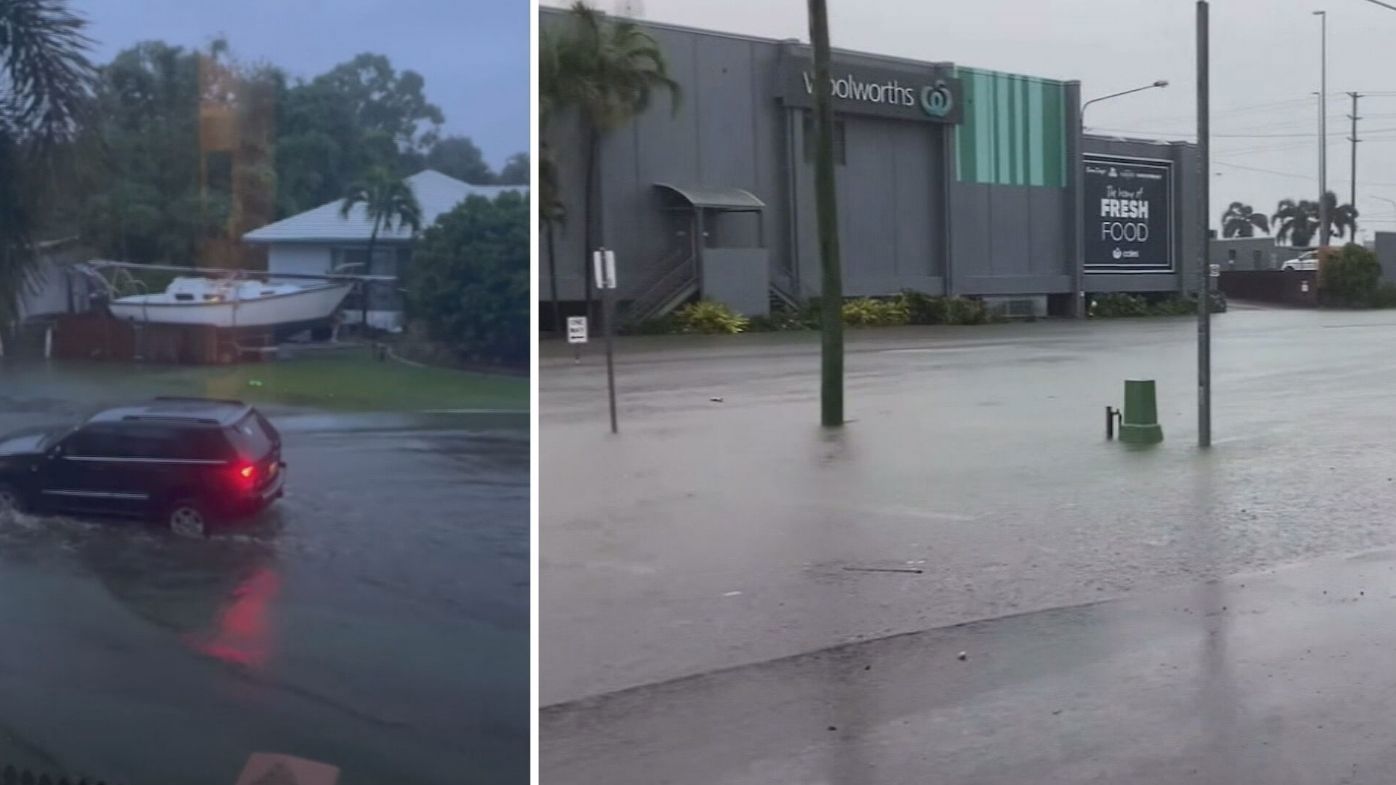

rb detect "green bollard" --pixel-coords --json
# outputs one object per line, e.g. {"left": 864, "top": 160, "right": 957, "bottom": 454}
{"left": 1118, "top": 379, "right": 1163, "bottom": 445}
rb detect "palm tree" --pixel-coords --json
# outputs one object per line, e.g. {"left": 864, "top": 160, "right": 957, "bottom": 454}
{"left": 538, "top": 27, "right": 567, "bottom": 334}
{"left": 1319, "top": 190, "right": 1359, "bottom": 240}
{"left": 544, "top": 2, "right": 679, "bottom": 319}
{"left": 339, "top": 167, "right": 422, "bottom": 332}
{"left": 1220, "top": 202, "right": 1269, "bottom": 238}
{"left": 1273, "top": 198, "right": 1320, "bottom": 247}
{"left": 0, "top": 0, "right": 94, "bottom": 328}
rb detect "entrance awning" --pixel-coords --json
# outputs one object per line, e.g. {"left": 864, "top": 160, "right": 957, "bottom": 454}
{"left": 654, "top": 183, "right": 765, "bottom": 212}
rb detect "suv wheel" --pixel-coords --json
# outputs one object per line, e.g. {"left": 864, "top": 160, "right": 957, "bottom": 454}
{"left": 167, "top": 499, "right": 210, "bottom": 538}
{"left": 0, "top": 484, "right": 23, "bottom": 514}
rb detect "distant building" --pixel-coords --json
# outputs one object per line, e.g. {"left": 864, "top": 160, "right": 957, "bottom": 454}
{"left": 17, "top": 237, "right": 97, "bottom": 323}
{"left": 242, "top": 169, "right": 523, "bottom": 330}
{"left": 1209, "top": 236, "right": 1285, "bottom": 272}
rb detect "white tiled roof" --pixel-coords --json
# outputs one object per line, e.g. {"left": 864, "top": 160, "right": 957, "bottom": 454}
{"left": 243, "top": 169, "right": 526, "bottom": 244}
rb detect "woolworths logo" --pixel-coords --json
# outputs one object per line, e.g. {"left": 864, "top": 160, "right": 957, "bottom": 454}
{"left": 801, "top": 71, "right": 953, "bottom": 118}
{"left": 920, "top": 80, "right": 954, "bottom": 117}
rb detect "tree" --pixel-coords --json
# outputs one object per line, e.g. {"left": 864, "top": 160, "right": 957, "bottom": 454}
{"left": 497, "top": 152, "right": 528, "bottom": 185}
{"left": 339, "top": 167, "right": 422, "bottom": 330}
{"left": 275, "top": 53, "right": 445, "bottom": 216}
{"left": 539, "top": 27, "right": 565, "bottom": 332}
{"left": 1273, "top": 198, "right": 1319, "bottom": 247}
{"left": 1220, "top": 202, "right": 1269, "bottom": 238}
{"left": 543, "top": 2, "right": 679, "bottom": 318}
{"left": 423, "top": 135, "right": 493, "bottom": 183}
{"left": 1320, "top": 190, "right": 1359, "bottom": 240}
{"left": 75, "top": 41, "right": 254, "bottom": 265}
{"left": 310, "top": 53, "right": 443, "bottom": 152}
{"left": 0, "top": 0, "right": 94, "bottom": 326}
{"left": 1273, "top": 192, "right": 1359, "bottom": 247}
{"left": 1320, "top": 242, "right": 1381, "bottom": 307}
{"left": 404, "top": 192, "right": 528, "bottom": 366}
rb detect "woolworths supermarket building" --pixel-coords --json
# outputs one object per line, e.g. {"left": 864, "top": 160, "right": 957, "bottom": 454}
{"left": 541, "top": 9, "right": 1204, "bottom": 324}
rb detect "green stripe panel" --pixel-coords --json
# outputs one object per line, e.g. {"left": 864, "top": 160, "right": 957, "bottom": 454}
{"left": 954, "top": 67, "right": 1068, "bottom": 188}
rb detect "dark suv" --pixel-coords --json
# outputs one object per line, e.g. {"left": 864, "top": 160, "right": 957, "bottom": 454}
{"left": 0, "top": 397, "right": 285, "bottom": 537}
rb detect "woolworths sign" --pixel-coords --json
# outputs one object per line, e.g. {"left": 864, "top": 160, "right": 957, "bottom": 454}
{"left": 779, "top": 57, "right": 962, "bottom": 124}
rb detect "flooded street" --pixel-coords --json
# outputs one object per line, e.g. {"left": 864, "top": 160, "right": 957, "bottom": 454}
{"left": 542, "top": 308, "right": 1396, "bottom": 705}
{"left": 0, "top": 362, "right": 528, "bottom": 785}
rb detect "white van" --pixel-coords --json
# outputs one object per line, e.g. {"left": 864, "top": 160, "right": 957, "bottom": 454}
{"left": 1280, "top": 250, "right": 1319, "bottom": 271}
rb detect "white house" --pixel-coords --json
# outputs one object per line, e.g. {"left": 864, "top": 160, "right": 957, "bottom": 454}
{"left": 242, "top": 169, "right": 523, "bottom": 331}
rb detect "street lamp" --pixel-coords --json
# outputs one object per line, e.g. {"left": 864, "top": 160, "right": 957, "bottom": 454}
{"left": 1316, "top": 10, "right": 1329, "bottom": 247}
{"left": 1081, "top": 80, "right": 1170, "bottom": 127}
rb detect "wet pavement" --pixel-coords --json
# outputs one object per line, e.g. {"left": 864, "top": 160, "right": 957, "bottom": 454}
{"left": 542, "top": 546, "right": 1396, "bottom": 785}
{"left": 540, "top": 308, "right": 1396, "bottom": 710}
{"left": 0, "top": 361, "right": 528, "bottom": 785}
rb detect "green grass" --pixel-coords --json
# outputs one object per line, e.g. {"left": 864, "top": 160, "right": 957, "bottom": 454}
{"left": 132, "top": 354, "right": 528, "bottom": 412}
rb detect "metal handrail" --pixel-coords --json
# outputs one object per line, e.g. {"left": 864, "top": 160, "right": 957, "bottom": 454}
{"left": 628, "top": 257, "right": 698, "bottom": 322}
{"left": 627, "top": 244, "right": 692, "bottom": 299}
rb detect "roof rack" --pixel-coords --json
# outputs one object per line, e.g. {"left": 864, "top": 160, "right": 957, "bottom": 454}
{"left": 152, "top": 396, "right": 247, "bottom": 406}
{"left": 122, "top": 414, "right": 222, "bottom": 425}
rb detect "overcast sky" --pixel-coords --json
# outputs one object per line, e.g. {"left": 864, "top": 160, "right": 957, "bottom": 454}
{"left": 79, "top": 0, "right": 528, "bottom": 168}
{"left": 547, "top": 0, "right": 1396, "bottom": 241}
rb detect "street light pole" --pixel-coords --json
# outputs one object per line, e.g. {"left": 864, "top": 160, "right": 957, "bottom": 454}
{"left": 1198, "top": 0, "right": 1211, "bottom": 448}
{"left": 1316, "top": 10, "right": 1329, "bottom": 248}
{"left": 1081, "top": 80, "right": 1170, "bottom": 129}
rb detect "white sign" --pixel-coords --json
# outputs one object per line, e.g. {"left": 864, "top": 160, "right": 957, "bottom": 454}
{"left": 566, "top": 316, "right": 588, "bottom": 344}
{"left": 592, "top": 249, "right": 617, "bottom": 290}
{"left": 1209, "top": 263, "right": 1220, "bottom": 278}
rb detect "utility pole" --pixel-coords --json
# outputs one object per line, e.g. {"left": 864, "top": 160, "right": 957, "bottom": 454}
{"left": 1197, "top": 0, "right": 1211, "bottom": 448}
{"left": 1349, "top": 91, "right": 1361, "bottom": 231}
{"left": 808, "top": 0, "right": 844, "bottom": 427}
{"left": 1316, "top": 10, "right": 1329, "bottom": 247}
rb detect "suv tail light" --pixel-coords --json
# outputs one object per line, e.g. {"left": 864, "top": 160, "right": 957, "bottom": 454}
{"left": 233, "top": 462, "right": 258, "bottom": 490}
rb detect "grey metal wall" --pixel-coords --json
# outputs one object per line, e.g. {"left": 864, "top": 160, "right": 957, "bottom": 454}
{"left": 1375, "top": 232, "right": 1396, "bottom": 281}
{"left": 540, "top": 9, "right": 1202, "bottom": 310}
{"left": 541, "top": 13, "right": 788, "bottom": 304}
{"left": 1081, "top": 136, "right": 1202, "bottom": 295}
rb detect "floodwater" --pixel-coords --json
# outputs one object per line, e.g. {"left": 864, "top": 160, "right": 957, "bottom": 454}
{"left": 541, "top": 307, "right": 1396, "bottom": 705}
{"left": 0, "top": 361, "right": 528, "bottom": 785}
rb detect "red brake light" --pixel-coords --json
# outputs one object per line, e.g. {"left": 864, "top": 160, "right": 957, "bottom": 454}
{"left": 232, "top": 462, "right": 257, "bottom": 489}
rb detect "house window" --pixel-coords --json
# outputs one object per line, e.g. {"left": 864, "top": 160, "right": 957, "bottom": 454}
{"left": 1253, "top": 250, "right": 1263, "bottom": 267}
{"left": 802, "top": 111, "right": 846, "bottom": 165}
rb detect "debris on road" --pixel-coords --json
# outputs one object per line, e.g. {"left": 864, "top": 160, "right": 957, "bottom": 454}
{"left": 843, "top": 566, "right": 924, "bottom": 574}
{"left": 958, "top": 651, "right": 968, "bottom": 661}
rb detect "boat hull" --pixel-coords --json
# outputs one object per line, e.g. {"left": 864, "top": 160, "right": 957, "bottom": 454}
{"left": 107, "top": 283, "right": 354, "bottom": 329}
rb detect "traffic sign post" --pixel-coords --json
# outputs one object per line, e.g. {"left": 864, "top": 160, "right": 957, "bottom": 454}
{"left": 593, "top": 249, "right": 619, "bottom": 434}
{"left": 566, "top": 316, "right": 588, "bottom": 363}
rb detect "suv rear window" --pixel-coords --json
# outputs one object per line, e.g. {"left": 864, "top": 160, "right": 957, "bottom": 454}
{"left": 226, "top": 413, "right": 275, "bottom": 459}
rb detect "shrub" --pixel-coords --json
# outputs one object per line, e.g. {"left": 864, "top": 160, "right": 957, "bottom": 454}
{"left": 894, "top": 291, "right": 988, "bottom": 325}
{"left": 897, "top": 290, "right": 940, "bottom": 324}
{"left": 841, "top": 297, "right": 909, "bottom": 327}
{"left": 1090, "top": 293, "right": 1150, "bottom": 318}
{"left": 404, "top": 192, "right": 527, "bottom": 366}
{"left": 1320, "top": 243, "right": 1382, "bottom": 307}
{"left": 941, "top": 296, "right": 989, "bottom": 325}
{"left": 1372, "top": 281, "right": 1396, "bottom": 309}
{"left": 627, "top": 314, "right": 678, "bottom": 335}
{"left": 672, "top": 300, "right": 749, "bottom": 334}
{"left": 1090, "top": 292, "right": 1225, "bottom": 317}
